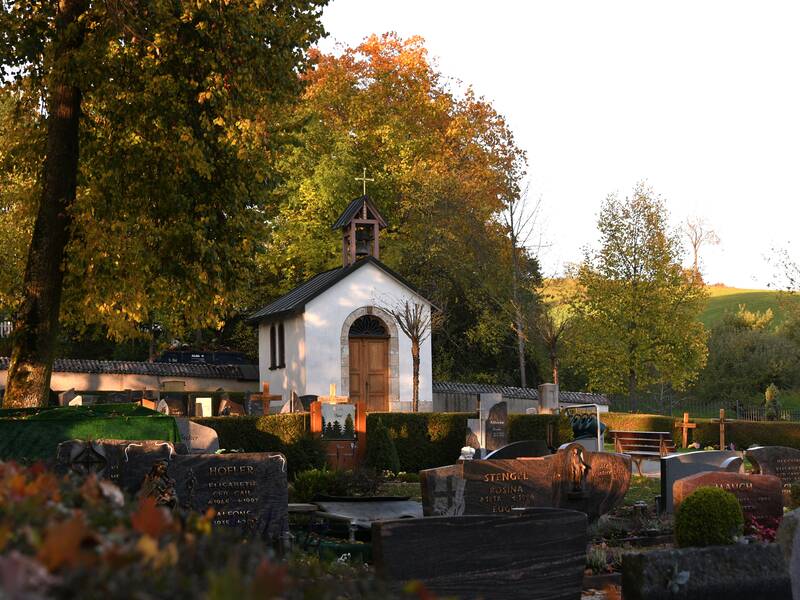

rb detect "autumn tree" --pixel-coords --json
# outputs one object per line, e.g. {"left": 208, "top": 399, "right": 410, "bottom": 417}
{"left": 571, "top": 183, "right": 708, "bottom": 408}
{"left": 263, "top": 34, "right": 534, "bottom": 384}
{"left": 0, "top": 1, "right": 327, "bottom": 406}
{"left": 683, "top": 216, "right": 720, "bottom": 282}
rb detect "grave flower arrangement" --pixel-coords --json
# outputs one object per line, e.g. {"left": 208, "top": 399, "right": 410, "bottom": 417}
{"left": 0, "top": 461, "right": 431, "bottom": 599}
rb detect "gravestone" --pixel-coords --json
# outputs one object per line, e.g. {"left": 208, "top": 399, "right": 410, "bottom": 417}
{"left": 747, "top": 445, "right": 800, "bottom": 505}
{"left": 218, "top": 397, "right": 246, "bottom": 416}
{"left": 660, "top": 450, "right": 741, "bottom": 513}
{"left": 175, "top": 418, "right": 220, "bottom": 454}
{"left": 484, "top": 440, "right": 550, "bottom": 459}
{"left": 194, "top": 397, "right": 213, "bottom": 417}
{"left": 56, "top": 439, "right": 176, "bottom": 495}
{"left": 165, "top": 452, "right": 288, "bottom": 539}
{"left": 777, "top": 508, "right": 800, "bottom": 600}
{"left": 58, "top": 388, "right": 78, "bottom": 407}
{"left": 482, "top": 395, "right": 508, "bottom": 453}
{"left": 421, "top": 442, "right": 631, "bottom": 520}
{"left": 156, "top": 397, "right": 186, "bottom": 417}
{"left": 622, "top": 544, "right": 790, "bottom": 600}
{"left": 465, "top": 395, "right": 508, "bottom": 458}
{"left": 673, "top": 471, "right": 783, "bottom": 527}
{"left": 372, "top": 508, "right": 587, "bottom": 600}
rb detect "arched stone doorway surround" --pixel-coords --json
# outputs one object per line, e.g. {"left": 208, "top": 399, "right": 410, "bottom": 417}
{"left": 340, "top": 306, "right": 400, "bottom": 411}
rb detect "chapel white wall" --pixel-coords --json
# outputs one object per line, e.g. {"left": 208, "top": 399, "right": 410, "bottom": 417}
{"left": 303, "top": 261, "right": 433, "bottom": 412}
{"left": 257, "top": 314, "right": 305, "bottom": 404}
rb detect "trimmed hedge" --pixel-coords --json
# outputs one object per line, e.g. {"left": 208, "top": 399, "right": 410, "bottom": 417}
{"left": 366, "top": 412, "right": 471, "bottom": 473}
{"left": 367, "top": 412, "right": 574, "bottom": 473}
{"left": 602, "top": 411, "right": 800, "bottom": 450}
{"left": 193, "top": 414, "right": 325, "bottom": 476}
{"left": 197, "top": 411, "right": 577, "bottom": 475}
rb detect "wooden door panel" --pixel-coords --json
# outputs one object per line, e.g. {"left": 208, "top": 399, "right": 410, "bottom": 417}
{"left": 349, "top": 340, "right": 363, "bottom": 403}
{"left": 349, "top": 337, "right": 389, "bottom": 412}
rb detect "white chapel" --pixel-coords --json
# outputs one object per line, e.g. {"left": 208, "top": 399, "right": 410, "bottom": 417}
{"left": 248, "top": 196, "right": 434, "bottom": 412}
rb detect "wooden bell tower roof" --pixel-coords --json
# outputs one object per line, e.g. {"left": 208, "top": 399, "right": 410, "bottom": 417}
{"left": 333, "top": 195, "right": 388, "bottom": 267}
{"left": 331, "top": 195, "right": 388, "bottom": 231}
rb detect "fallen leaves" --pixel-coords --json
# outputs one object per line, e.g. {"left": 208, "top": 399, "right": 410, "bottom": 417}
{"left": 37, "top": 513, "right": 98, "bottom": 572}
{"left": 130, "top": 496, "right": 174, "bottom": 538}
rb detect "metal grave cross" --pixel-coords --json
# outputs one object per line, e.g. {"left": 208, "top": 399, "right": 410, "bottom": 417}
{"left": 71, "top": 444, "right": 108, "bottom": 476}
{"left": 355, "top": 167, "right": 374, "bottom": 196}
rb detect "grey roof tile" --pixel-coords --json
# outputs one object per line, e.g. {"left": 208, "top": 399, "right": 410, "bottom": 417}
{"left": 0, "top": 357, "right": 258, "bottom": 381}
{"left": 432, "top": 381, "right": 609, "bottom": 405}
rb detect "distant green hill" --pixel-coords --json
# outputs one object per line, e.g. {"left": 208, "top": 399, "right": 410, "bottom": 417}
{"left": 701, "top": 286, "right": 798, "bottom": 329}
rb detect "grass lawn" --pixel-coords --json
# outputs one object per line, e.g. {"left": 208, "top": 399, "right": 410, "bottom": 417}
{"left": 623, "top": 475, "right": 660, "bottom": 506}
{"left": 701, "top": 287, "right": 798, "bottom": 329}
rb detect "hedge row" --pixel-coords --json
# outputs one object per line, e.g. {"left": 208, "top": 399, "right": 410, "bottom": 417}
{"left": 601, "top": 411, "right": 800, "bottom": 450}
{"left": 194, "top": 412, "right": 576, "bottom": 475}
{"left": 192, "top": 414, "right": 325, "bottom": 476}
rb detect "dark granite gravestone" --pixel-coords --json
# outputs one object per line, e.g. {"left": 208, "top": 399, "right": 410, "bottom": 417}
{"left": 165, "top": 452, "right": 288, "bottom": 540}
{"left": 747, "top": 446, "right": 800, "bottom": 505}
{"left": 372, "top": 508, "right": 587, "bottom": 600}
{"left": 175, "top": 418, "right": 220, "bottom": 454}
{"left": 484, "top": 439, "right": 550, "bottom": 459}
{"left": 777, "top": 508, "right": 800, "bottom": 600}
{"left": 420, "top": 442, "right": 631, "bottom": 520}
{"left": 483, "top": 399, "right": 508, "bottom": 453}
{"left": 659, "top": 450, "right": 741, "bottom": 513}
{"left": 55, "top": 439, "right": 177, "bottom": 495}
{"left": 622, "top": 544, "right": 790, "bottom": 600}
{"left": 673, "top": 471, "right": 783, "bottom": 527}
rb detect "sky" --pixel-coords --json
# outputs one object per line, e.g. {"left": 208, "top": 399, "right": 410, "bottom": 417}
{"left": 318, "top": 1, "right": 800, "bottom": 288}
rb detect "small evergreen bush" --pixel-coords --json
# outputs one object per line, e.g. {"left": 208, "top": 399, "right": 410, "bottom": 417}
{"left": 290, "top": 468, "right": 350, "bottom": 503}
{"left": 675, "top": 487, "right": 744, "bottom": 547}
{"left": 365, "top": 418, "right": 400, "bottom": 474}
{"left": 765, "top": 383, "right": 781, "bottom": 421}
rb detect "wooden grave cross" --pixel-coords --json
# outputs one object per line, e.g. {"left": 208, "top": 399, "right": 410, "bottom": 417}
{"left": 715, "top": 408, "right": 727, "bottom": 449}
{"left": 248, "top": 383, "right": 282, "bottom": 416}
{"left": 678, "top": 412, "right": 696, "bottom": 448}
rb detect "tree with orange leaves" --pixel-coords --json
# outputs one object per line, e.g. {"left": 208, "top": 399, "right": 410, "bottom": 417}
{"left": 261, "top": 34, "right": 538, "bottom": 384}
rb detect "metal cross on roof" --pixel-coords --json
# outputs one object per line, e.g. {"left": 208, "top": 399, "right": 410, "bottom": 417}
{"left": 355, "top": 167, "right": 374, "bottom": 196}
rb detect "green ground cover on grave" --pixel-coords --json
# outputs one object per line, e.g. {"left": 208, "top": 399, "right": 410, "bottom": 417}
{"left": 0, "top": 403, "right": 180, "bottom": 462}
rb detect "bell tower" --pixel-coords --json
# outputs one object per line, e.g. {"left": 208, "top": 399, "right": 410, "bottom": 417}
{"left": 332, "top": 195, "right": 388, "bottom": 267}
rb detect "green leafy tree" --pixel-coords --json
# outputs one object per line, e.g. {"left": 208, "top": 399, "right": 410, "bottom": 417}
{"left": 694, "top": 306, "right": 800, "bottom": 405}
{"left": 0, "top": 0, "right": 327, "bottom": 406}
{"left": 571, "top": 183, "right": 708, "bottom": 407}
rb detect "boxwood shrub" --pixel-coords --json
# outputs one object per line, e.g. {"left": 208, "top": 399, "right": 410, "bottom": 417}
{"left": 675, "top": 487, "right": 744, "bottom": 547}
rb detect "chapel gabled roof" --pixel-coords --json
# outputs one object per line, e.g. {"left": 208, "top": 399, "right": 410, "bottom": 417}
{"left": 246, "top": 257, "right": 428, "bottom": 325}
{"left": 331, "top": 195, "right": 388, "bottom": 230}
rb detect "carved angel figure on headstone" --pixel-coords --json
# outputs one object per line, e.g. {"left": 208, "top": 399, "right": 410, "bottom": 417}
{"left": 140, "top": 460, "right": 177, "bottom": 509}
{"left": 568, "top": 446, "right": 591, "bottom": 493}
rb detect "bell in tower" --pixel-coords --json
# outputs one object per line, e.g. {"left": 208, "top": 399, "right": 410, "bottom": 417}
{"left": 332, "top": 194, "right": 388, "bottom": 267}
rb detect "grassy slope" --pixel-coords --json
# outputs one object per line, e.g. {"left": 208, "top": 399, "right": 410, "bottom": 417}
{"left": 702, "top": 286, "right": 797, "bottom": 329}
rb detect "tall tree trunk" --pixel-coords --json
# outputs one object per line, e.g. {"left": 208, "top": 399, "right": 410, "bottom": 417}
{"left": 511, "top": 253, "right": 527, "bottom": 388}
{"left": 628, "top": 368, "right": 638, "bottom": 412}
{"left": 411, "top": 340, "right": 420, "bottom": 412}
{"left": 550, "top": 350, "right": 559, "bottom": 385}
{"left": 4, "top": 0, "right": 86, "bottom": 408}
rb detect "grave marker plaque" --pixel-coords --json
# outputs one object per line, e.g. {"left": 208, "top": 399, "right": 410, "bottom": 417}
{"left": 672, "top": 471, "right": 783, "bottom": 526}
{"left": 483, "top": 399, "right": 508, "bottom": 452}
{"left": 746, "top": 445, "right": 800, "bottom": 501}
{"left": 156, "top": 397, "right": 186, "bottom": 417}
{"left": 56, "top": 439, "right": 176, "bottom": 495}
{"left": 421, "top": 443, "right": 631, "bottom": 520}
{"left": 194, "top": 397, "right": 213, "bottom": 417}
{"left": 166, "top": 452, "right": 288, "bottom": 539}
{"left": 373, "top": 509, "right": 587, "bottom": 600}
{"left": 659, "top": 450, "right": 741, "bottom": 513}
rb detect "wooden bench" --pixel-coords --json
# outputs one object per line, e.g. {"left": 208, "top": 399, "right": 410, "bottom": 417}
{"left": 610, "top": 430, "right": 676, "bottom": 475}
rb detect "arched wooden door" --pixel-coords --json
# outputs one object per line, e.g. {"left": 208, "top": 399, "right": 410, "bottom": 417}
{"left": 348, "top": 315, "right": 389, "bottom": 412}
